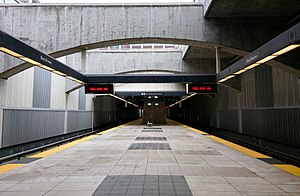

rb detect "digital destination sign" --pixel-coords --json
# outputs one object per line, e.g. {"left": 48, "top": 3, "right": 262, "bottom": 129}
{"left": 84, "top": 84, "right": 114, "bottom": 94}
{"left": 188, "top": 83, "right": 217, "bottom": 94}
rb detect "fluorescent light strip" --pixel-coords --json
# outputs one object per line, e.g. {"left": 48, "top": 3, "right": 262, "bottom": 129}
{"left": 20, "top": 57, "right": 43, "bottom": 66}
{"left": 222, "top": 44, "right": 300, "bottom": 82}
{"left": 234, "top": 69, "right": 248, "bottom": 75}
{"left": 244, "top": 63, "right": 260, "bottom": 70}
{"left": 169, "top": 93, "right": 196, "bottom": 108}
{"left": 0, "top": 47, "right": 23, "bottom": 58}
{"left": 52, "top": 70, "right": 66, "bottom": 76}
{"left": 218, "top": 75, "right": 235, "bottom": 83}
{"left": 38, "top": 64, "right": 54, "bottom": 71}
{"left": 273, "top": 44, "right": 300, "bottom": 56}
{"left": 256, "top": 55, "right": 277, "bottom": 64}
{"left": 109, "top": 94, "right": 138, "bottom": 107}
{"left": 66, "top": 76, "right": 85, "bottom": 84}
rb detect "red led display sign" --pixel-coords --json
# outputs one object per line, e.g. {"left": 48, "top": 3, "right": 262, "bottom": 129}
{"left": 85, "top": 84, "right": 114, "bottom": 94}
{"left": 188, "top": 83, "right": 217, "bottom": 94}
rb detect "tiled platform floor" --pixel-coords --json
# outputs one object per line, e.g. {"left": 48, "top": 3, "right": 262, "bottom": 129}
{"left": 0, "top": 119, "right": 299, "bottom": 196}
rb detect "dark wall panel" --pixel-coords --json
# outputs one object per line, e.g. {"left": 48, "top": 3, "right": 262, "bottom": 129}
{"left": 255, "top": 65, "right": 274, "bottom": 107}
{"left": 219, "top": 110, "right": 239, "bottom": 132}
{"left": 242, "top": 108, "right": 300, "bottom": 147}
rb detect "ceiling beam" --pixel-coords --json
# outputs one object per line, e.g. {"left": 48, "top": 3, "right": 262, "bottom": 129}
{"left": 0, "top": 30, "right": 86, "bottom": 83}
{"left": 85, "top": 74, "right": 216, "bottom": 83}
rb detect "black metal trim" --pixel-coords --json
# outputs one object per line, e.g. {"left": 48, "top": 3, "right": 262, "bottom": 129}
{"left": 0, "top": 30, "right": 86, "bottom": 82}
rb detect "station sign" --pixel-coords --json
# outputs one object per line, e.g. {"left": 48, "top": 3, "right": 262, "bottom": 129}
{"left": 84, "top": 84, "right": 114, "bottom": 94}
{"left": 188, "top": 83, "right": 217, "bottom": 94}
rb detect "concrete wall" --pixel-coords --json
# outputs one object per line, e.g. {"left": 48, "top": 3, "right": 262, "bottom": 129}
{"left": 0, "top": 4, "right": 288, "bottom": 75}
{"left": 64, "top": 50, "right": 216, "bottom": 74}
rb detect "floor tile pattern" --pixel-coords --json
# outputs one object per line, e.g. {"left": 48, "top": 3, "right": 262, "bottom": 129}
{"left": 92, "top": 175, "right": 192, "bottom": 196}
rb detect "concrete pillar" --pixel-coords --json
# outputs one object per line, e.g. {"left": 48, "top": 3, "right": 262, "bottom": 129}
{"left": 81, "top": 49, "right": 87, "bottom": 74}
{"left": 0, "top": 109, "right": 3, "bottom": 147}
{"left": 215, "top": 46, "right": 221, "bottom": 74}
{"left": 125, "top": 101, "right": 128, "bottom": 108}
{"left": 179, "top": 102, "right": 182, "bottom": 108}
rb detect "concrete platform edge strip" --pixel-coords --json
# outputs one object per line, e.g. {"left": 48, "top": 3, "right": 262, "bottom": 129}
{"left": 167, "top": 119, "right": 300, "bottom": 177}
{"left": 0, "top": 118, "right": 141, "bottom": 175}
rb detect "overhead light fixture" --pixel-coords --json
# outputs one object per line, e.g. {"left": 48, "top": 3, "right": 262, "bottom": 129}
{"left": 52, "top": 70, "right": 66, "bottom": 76}
{"left": 244, "top": 63, "right": 260, "bottom": 70}
{"left": 66, "top": 76, "right": 85, "bottom": 84}
{"left": 0, "top": 47, "right": 23, "bottom": 58}
{"left": 38, "top": 64, "right": 54, "bottom": 71}
{"left": 220, "top": 42, "right": 300, "bottom": 83}
{"left": 234, "top": 69, "right": 248, "bottom": 75}
{"left": 273, "top": 44, "right": 300, "bottom": 56}
{"left": 169, "top": 93, "right": 196, "bottom": 108}
{"left": 66, "top": 76, "right": 76, "bottom": 81}
{"left": 256, "top": 55, "right": 277, "bottom": 64}
{"left": 218, "top": 75, "right": 235, "bottom": 83}
{"left": 109, "top": 94, "right": 138, "bottom": 107}
{"left": 20, "top": 57, "right": 42, "bottom": 66}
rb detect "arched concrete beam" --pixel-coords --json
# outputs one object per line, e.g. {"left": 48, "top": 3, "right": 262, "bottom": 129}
{"left": 0, "top": 4, "right": 291, "bottom": 77}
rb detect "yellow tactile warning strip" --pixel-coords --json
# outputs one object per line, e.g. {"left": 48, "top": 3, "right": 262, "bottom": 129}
{"left": 0, "top": 164, "right": 24, "bottom": 174}
{"left": 206, "top": 135, "right": 270, "bottom": 159}
{"left": 168, "top": 119, "right": 300, "bottom": 177}
{"left": 273, "top": 164, "right": 300, "bottom": 177}
{"left": 97, "top": 119, "right": 141, "bottom": 135}
{"left": 29, "top": 135, "right": 97, "bottom": 158}
{"left": 0, "top": 119, "right": 141, "bottom": 175}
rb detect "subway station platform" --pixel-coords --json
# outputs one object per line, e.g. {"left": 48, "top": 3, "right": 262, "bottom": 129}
{"left": 0, "top": 119, "right": 299, "bottom": 196}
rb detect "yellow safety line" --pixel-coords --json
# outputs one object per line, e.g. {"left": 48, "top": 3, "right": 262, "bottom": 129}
{"left": 0, "top": 119, "right": 143, "bottom": 175}
{"left": 0, "top": 164, "right": 24, "bottom": 174}
{"left": 31, "top": 119, "right": 142, "bottom": 158}
{"left": 97, "top": 118, "right": 142, "bottom": 135}
{"left": 29, "top": 135, "right": 97, "bottom": 158}
{"left": 273, "top": 164, "right": 300, "bottom": 177}
{"left": 170, "top": 119, "right": 269, "bottom": 158}
{"left": 167, "top": 119, "right": 208, "bottom": 135}
{"left": 169, "top": 119, "right": 300, "bottom": 177}
{"left": 206, "top": 135, "right": 270, "bottom": 158}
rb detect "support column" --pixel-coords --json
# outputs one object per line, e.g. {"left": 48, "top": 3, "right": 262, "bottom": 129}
{"left": 215, "top": 46, "right": 221, "bottom": 74}
{"left": 64, "top": 94, "right": 69, "bottom": 134}
{"left": 81, "top": 49, "right": 87, "bottom": 74}
{"left": 0, "top": 109, "right": 3, "bottom": 147}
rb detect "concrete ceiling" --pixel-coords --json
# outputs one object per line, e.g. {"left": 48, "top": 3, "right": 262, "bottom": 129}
{"left": 205, "top": 0, "right": 300, "bottom": 18}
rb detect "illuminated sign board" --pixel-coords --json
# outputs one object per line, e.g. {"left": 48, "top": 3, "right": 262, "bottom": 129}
{"left": 84, "top": 84, "right": 114, "bottom": 94}
{"left": 188, "top": 83, "right": 217, "bottom": 94}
